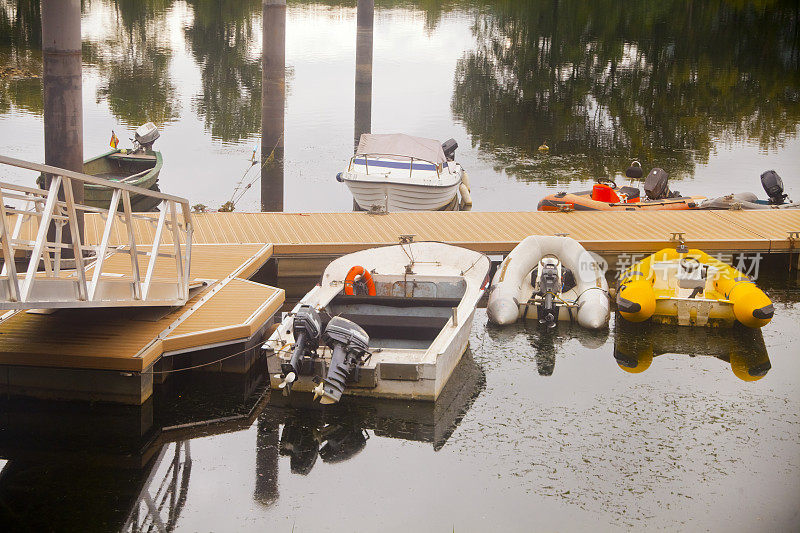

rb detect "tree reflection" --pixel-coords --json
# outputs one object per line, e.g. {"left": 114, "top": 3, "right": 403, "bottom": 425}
{"left": 0, "top": 0, "right": 43, "bottom": 115}
{"left": 90, "top": 0, "right": 180, "bottom": 127}
{"left": 184, "top": 0, "right": 263, "bottom": 143}
{"left": 451, "top": 0, "right": 800, "bottom": 183}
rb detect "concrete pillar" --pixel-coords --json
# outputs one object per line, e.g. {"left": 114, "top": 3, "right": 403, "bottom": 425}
{"left": 354, "top": 0, "right": 374, "bottom": 150}
{"left": 261, "top": 0, "right": 286, "bottom": 212}
{"left": 42, "top": 0, "right": 84, "bottom": 233}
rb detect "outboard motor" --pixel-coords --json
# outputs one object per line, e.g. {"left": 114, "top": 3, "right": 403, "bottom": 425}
{"left": 534, "top": 257, "right": 562, "bottom": 329}
{"left": 133, "top": 122, "right": 160, "bottom": 152}
{"left": 644, "top": 168, "right": 679, "bottom": 200}
{"left": 313, "top": 317, "right": 370, "bottom": 404}
{"left": 441, "top": 138, "right": 458, "bottom": 161}
{"left": 278, "top": 304, "right": 323, "bottom": 394}
{"left": 760, "top": 170, "right": 787, "bottom": 205}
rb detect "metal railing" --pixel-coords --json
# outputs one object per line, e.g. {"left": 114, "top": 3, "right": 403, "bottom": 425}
{"left": 0, "top": 154, "right": 193, "bottom": 309}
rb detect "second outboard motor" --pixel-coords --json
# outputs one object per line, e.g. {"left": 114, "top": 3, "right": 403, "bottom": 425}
{"left": 535, "top": 257, "right": 562, "bottom": 329}
{"left": 314, "top": 317, "right": 370, "bottom": 404}
{"left": 442, "top": 138, "right": 458, "bottom": 161}
{"left": 644, "top": 168, "right": 679, "bottom": 200}
{"left": 760, "top": 170, "right": 787, "bottom": 205}
{"left": 278, "top": 304, "right": 323, "bottom": 393}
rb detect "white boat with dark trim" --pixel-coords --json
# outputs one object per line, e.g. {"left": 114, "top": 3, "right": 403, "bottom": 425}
{"left": 262, "top": 241, "right": 490, "bottom": 404}
{"left": 337, "top": 133, "right": 472, "bottom": 211}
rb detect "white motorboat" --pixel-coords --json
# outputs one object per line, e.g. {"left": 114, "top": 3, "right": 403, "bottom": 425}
{"left": 337, "top": 133, "right": 472, "bottom": 211}
{"left": 262, "top": 241, "right": 490, "bottom": 404}
{"left": 487, "top": 235, "right": 610, "bottom": 329}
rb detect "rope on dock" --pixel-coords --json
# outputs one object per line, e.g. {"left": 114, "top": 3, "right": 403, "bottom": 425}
{"left": 149, "top": 344, "right": 289, "bottom": 375}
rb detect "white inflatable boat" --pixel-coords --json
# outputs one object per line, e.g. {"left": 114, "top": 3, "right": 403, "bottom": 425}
{"left": 487, "top": 235, "right": 610, "bottom": 329}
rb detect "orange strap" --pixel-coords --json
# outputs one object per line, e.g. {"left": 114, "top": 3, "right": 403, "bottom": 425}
{"left": 344, "top": 266, "right": 376, "bottom": 296}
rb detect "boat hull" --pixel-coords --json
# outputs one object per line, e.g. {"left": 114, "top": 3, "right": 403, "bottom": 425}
{"left": 538, "top": 191, "right": 705, "bottom": 211}
{"left": 37, "top": 149, "right": 162, "bottom": 211}
{"left": 344, "top": 178, "right": 460, "bottom": 212}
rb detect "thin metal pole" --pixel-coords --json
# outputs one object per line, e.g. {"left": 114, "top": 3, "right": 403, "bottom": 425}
{"left": 261, "top": 0, "right": 286, "bottom": 212}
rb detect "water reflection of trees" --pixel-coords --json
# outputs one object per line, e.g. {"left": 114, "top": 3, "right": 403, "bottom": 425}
{"left": 0, "top": 0, "right": 42, "bottom": 115}
{"left": 451, "top": 0, "right": 800, "bottom": 183}
{"left": 89, "top": 0, "right": 181, "bottom": 127}
{"left": 184, "top": 0, "right": 263, "bottom": 143}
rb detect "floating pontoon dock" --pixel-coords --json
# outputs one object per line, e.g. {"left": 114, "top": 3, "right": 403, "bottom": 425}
{"left": 0, "top": 156, "right": 285, "bottom": 405}
{"left": 84, "top": 209, "right": 800, "bottom": 298}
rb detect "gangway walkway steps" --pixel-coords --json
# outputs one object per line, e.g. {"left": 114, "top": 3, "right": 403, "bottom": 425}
{"left": 0, "top": 154, "right": 192, "bottom": 309}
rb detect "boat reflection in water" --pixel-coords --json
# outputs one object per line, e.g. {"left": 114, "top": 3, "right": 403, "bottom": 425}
{"left": 613, "top": 321, "right": 771, "bottom": 381}
{"left": 255, "top": 349, "right": 485, "bottom": 499}
{"left": 486, "top": 322, "right": 609, "bottom": 377}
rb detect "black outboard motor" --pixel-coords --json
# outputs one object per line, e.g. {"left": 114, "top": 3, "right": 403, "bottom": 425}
{"left": 760, "top": 170, "right": 787, "bottom": 205}
{"left": 644, "top": 168, "right": 679, "bottom": 200}
{"left": 279, "top": 304, "right": 323, "bottom": 394}
{"left": 442, "top": 138, "right": 458, "bottom": 161}
{"left": 536, "top": 258, "right": 562, "bottom": 329}
{"left": 314, "top": 317, "right": 370, "bottom": 404}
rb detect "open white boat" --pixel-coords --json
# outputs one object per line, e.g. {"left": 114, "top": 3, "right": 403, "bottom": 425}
{"left": 337, "top": 133, "right": 471, "bottom": 211}
{"left": 262, "top": 241, "right": 490, "bottom": 404}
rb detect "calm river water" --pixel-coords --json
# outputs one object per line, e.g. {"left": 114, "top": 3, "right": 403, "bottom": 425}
{"left": 0, "top": 1, "right": 799, "bottom": 531}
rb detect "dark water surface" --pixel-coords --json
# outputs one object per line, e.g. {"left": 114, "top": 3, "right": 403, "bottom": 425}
{"left": 1, "top": 1, "right": 800, "bottom": 531}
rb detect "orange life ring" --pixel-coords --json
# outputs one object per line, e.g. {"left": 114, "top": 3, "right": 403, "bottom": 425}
{"left": 344, "top": 266, "right": 376, "bottom": 296}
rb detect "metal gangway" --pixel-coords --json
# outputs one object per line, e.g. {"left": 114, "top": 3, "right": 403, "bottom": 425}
{"left": 0, "top": 155, "right": 193, "bottom": 310}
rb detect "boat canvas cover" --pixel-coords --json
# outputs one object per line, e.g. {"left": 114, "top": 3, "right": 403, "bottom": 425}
{"left": 356, "top": 133, "right": 447, "bottom": 165}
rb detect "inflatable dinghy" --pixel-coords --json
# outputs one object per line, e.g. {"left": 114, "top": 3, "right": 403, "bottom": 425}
{"left": 617, "top": 247, "right": 774, "bottom": 328}
{"left": 702, "top": 170, "right": 798, "bottom": 210}
{"left": 487, "top": 235, "right": 610, "bottom": 329}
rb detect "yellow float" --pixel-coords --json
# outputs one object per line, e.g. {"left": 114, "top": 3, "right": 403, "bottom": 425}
{"left": 616, "top": 247, "right": 774, "bottom": 328}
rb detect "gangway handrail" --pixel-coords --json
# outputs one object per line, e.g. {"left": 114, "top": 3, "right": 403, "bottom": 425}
{"left": 0, "top": 153, "right": 193, "bottom": 310}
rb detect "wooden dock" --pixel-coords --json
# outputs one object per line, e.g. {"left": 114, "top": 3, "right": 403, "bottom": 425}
{"left": 0, "top": 243, "right": 284, "bottom": 404}
{"left": 84, "top": 209, "right": 800, "bottom": 255}
{"left": 3, "top": 208, "right": 798, "bottom": 404}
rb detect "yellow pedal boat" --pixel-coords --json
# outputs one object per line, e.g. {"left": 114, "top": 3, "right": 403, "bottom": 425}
{"left": 616, "top": 248, "right": 773, "bottom": 328}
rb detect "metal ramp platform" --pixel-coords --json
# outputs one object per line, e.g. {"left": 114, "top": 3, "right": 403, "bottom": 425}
{"left": 0, "top": 155, "right": 193, "bottom": 310}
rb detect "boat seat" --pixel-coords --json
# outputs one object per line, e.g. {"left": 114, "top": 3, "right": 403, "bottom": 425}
{"left": 591, "top": 184, "right": 620, "bottom": 203}
{"left": 618, "top": 186, "right": 640, "bottom": 200}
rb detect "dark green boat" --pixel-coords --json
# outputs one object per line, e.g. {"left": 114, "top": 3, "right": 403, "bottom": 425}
{"left": 37, "top": 122, "right": 164, "bottom": 212}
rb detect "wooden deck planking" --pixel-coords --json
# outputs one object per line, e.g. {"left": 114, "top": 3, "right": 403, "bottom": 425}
{"left": 81, "top": 210, "right": 800, "bottom": 256}
{"left": 0, "top": 244, "right": 283, "bottom": 372}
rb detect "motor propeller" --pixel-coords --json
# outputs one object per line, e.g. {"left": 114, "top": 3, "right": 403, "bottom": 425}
{"left": 275, "top": 304, "right": 323, "bottom": 395}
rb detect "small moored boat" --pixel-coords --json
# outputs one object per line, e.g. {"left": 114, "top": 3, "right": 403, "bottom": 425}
{"left": 263, "top": 241, "right": 490, "bottom": 404}
{"left": 538, "top": 163, "right": 706, "bottom": 211}
{"left": 37, "top": 122, "right": 163, "bottom": 212}
{"left": 701, "top": 170, "right": 799, "bottom": 210}
{"left": 337, "top": 133, "right": 472, "bottom": 212}
{"left": 487, "top": 235, "right": 610, "bottom": 329}
{"left": 616, "top": 246, "right": 774, "bottom": 328}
